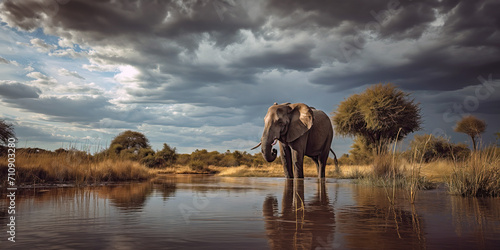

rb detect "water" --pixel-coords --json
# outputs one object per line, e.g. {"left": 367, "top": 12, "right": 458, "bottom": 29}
{"left": 1, "top": 175, "right": 500, "bottom": 249}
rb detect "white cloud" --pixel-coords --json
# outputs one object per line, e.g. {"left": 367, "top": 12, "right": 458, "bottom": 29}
{"left": 58, "top": 68, "right": 85, "bottom": 80}
{"left": 49, "top": 48, "right": 85, "bottom": 58}
{"left": 27, "top": 71, "right": 58, "bottom": 86}
{"left": 30, "top": 38, "right": 57, "bottom": 52}
{"left": 58, "top": 38, "right": 74, "bottom": 48}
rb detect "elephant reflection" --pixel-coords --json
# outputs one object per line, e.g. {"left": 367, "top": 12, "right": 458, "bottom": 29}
{"left": 263, "top": 180, "right": 335, "bottom": 249}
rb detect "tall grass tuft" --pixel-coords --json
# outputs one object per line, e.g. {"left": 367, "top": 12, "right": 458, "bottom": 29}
{"left": 353, "top": 132, "right": 434, "bottom": 202}
{"left": 447, "top": 147, "right": 500, "bottom": 197}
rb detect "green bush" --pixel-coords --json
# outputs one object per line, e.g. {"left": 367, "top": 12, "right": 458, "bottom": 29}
{"left": 190, "top": 160, "right": 207, "bottom": 171}
{"left": 156, "top": 143, "right": 178, "bottom": 167}
{"left": 407, "top": 134, "right": 470, "bottom": 162}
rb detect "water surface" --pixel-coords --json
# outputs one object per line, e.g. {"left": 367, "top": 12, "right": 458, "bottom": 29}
{"left": 1, "top": 175, "right": 500, "bottom": 249}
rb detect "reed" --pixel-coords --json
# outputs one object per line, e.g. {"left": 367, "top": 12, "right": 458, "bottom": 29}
{"left": 447, "top": 147, "right": 500, "bottom": 197}
{"left": 352, "top": 153, "right": 434, "bottom": 199}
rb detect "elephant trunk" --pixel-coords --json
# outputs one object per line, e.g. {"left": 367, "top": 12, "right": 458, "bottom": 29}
{"left": 261, "top": 131, "right": 278, "bottom": 162}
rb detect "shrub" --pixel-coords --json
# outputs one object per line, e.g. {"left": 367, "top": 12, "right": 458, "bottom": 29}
{"left": 156, "top": 143, "right": 178, "bottom": 167}
{"left": 407, "top": 134, "right": 470, "bottom": 162}
{"left": 190, "top": 160, "right": 207, "bottom": 172}
{"left": 338, "top": 153, "right": 353, "bottom": 165}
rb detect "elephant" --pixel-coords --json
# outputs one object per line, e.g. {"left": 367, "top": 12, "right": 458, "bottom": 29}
{"left": 252, "top": 103, "right": 338, "bottom": 178}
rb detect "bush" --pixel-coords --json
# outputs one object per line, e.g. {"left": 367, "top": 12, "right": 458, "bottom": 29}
{"left": 407, "top": 134, "right": 470, "bottom": 162}
{"left": 338, "top": 154, "right": 353, "bottom": 165}
{"left": 176, "top": 154, "right": 191, "bottom": 165}
{"left": 190, "top": 160, "right": 208, "bottom": 172}
{"left": 156, "top": 143, "right": 177, "bottom": 167}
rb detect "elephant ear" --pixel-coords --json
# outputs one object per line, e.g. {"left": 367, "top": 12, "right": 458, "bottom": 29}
{"left": 286, "top": 103, "right": 314, "bottom": 142}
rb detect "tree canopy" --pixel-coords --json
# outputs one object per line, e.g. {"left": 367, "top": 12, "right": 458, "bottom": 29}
{"left": 332, "top": 83, "right": 422, "bottom": 154}
{"left": 454, "top": 115, "right": 486, "bottom": 151}
{"left": 110, "top": 130, "right": 151, "bottom": 153}
{"left": 0, "top": 119, "right": 16, "bottom": 145}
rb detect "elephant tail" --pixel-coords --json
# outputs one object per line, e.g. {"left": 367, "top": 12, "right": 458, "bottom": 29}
{"left": 329, "top": 148, "right": 339, "bottom": 172}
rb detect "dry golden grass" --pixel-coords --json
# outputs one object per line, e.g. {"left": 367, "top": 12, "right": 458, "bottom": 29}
{"left": 0, "top": 151, "right": 153, "bottom": 186}
{"left": 447, "top": 150, "right": 500, "bottom": 197}
{"left": 3, "top": 146, "right": 498, "bottom": 198}
{"left": 156, "top": 163, "right": 373, "bottom": 178}
{"left": 419, "top": 160, "right": 455, "bottom": 182}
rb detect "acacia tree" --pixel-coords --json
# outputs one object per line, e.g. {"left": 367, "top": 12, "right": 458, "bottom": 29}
{"left": 110, "top": 130, "right": 151, "bottom": 158}
{"left": 454, "top": 115, "right": 486, "bottom": 151}
{"left": 332, "top": 83, "right": 422, "bottom": 155}
{"left": 0, "top": 119, "right": 16, "bottom": 145}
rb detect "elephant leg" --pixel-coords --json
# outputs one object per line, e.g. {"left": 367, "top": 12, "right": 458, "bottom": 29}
{"left": 311, "top": 156, "right": 320, "bottom": 175}
{"left": 291, "top": 149, "right": 305, "bottom": 178}
{"left": 279, "top": 143, "right": 294, "bottom": 178}
{"left": 318, "top": 151, "right": 329, "bottom": 179}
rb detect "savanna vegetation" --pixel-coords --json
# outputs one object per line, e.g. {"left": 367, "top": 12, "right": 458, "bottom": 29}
{"left": 331, "top": 84, "right": 499, "bottom": 198}
{"left": 1, "top": 84, "right": 499, "bottom": 198}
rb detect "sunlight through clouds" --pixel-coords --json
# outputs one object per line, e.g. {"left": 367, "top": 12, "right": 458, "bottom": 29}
{"left": 0, "top": 0, "right": 498, "bottom": 153}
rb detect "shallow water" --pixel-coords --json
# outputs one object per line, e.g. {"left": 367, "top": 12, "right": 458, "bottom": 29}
{"left": 1, "top": 175, "right": 500, "bottom": 249}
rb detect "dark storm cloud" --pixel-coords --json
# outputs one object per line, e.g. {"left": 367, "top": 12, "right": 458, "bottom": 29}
{"left": 2, "top": 0, "right": 499, "bottom": 93}
{"left": 235, "top": 43, "right": 321, "bottom": 71}
{"left": 265, "top": 0, "right": 441, "bottom": 39}
{"left": 4, "top": 96, "right": 115, "bottom": 123}
{"left": 378, "top": 1, "right": 437, "bottom": 40}
{"left": 441, "top": 1, "right": 500, "bottom": 47}
{"left": 265, "top": 0, "right": 391, "bottom": 29}
{"left": 1, "top": 0, "right": 499, "bottom": 152}
{"left": 12, "top": 122, "right": 77, "bottom": 143}
{"left": 0, "top": 0, "right": 261, "bottom": 49}
{"left": 0, "top": 81, "right": 41, "bottom": 99}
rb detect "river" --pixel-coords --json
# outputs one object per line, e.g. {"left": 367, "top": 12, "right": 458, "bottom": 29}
{"left": 1, "top": 175, "right": 500, "bottom": 249}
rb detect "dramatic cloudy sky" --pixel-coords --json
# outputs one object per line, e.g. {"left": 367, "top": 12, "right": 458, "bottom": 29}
{"left": 0, "top": 0, "right": 499, "bottom": 155}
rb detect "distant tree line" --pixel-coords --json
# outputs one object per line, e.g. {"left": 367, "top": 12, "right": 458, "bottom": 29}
{"left": 1, "top": 87, "right": 499, "bottom": 169}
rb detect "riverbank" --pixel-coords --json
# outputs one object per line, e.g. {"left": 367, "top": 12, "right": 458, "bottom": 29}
{"left": 156, "top": 161, "right": 450, "bottom": 180}
{"left": 0, "top": 151, "right": 154, "bottom": 187}
{"left": 2, "top": 151, "right": 498, "bottom": 198}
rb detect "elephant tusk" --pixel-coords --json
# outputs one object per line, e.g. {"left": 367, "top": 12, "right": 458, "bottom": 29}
{"left": 250, "top": 142, "right": 262, "bottom": 150}
{"left": 271, "top": 139, "right": 278, "bottom": 146}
